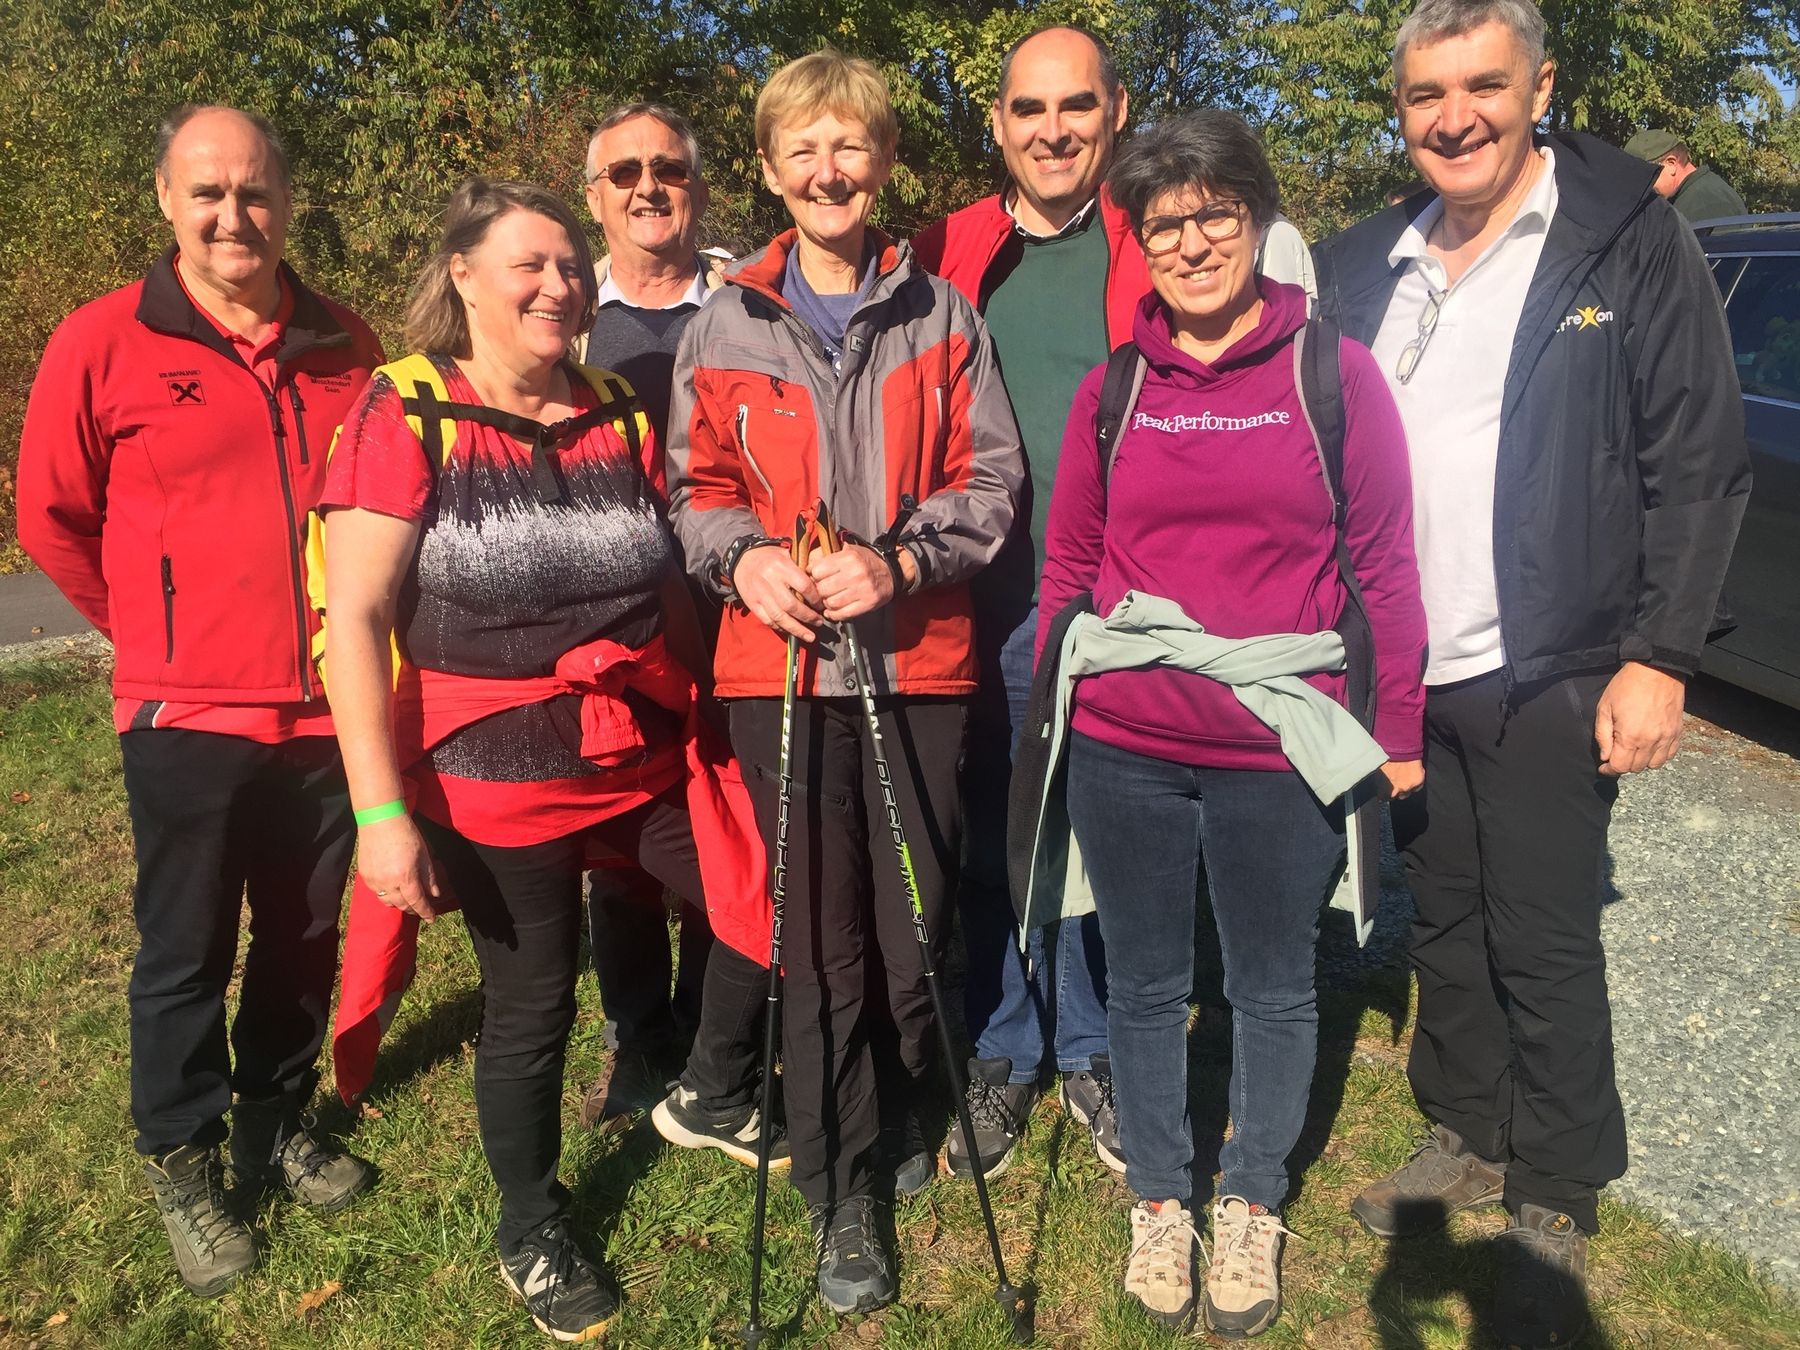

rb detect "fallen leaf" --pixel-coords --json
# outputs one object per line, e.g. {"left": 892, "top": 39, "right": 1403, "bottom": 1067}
{"left": 361, "top": 1104, "right": 383, "bottom": 1120}
{"left": 31, "top": 625, "right": 44, "bottom": 635}
{"left": 43, "top": 1311, "right": 69, "bottom": 1328}
{"left": 295, "top": 1280, "right": 342, "bottom": 1318}
{"left": 9, "top": 791, "right": 30, "bottom": 804}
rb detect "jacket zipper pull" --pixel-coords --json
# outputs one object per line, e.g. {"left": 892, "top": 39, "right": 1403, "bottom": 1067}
{"left": 288, "top": 384, "right": 310, "bottom": 465}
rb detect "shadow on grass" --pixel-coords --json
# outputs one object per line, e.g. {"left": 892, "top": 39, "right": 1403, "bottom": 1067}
{"left": 354, "top": 984, "right": 484, "bottom": 1111}
{"left": 1368, "top": 1227, "right": 1613, "bottom": 1349}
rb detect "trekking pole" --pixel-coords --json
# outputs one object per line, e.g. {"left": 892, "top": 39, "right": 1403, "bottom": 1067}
{"left": 817, "top": 500, "right": 1033, "bottom": 1345}
{"left": 743, "top": 512, "right": 814, "bottom": 1350}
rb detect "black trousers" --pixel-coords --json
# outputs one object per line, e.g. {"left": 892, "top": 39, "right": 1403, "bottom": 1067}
{"left": 418, "top": 789, "right": 765, "bottom": 1252}
{"left": 120, "top": 729, "right": 355, "bottom": 1156}
{"left": 1392, "top": 669, "right": 1626, "bottom": 1232}
{"left": 586, "top": 865, "right": 713, "bottom": 1052}
{"left": 730, "top": 695, "right": 967, "bottom": 1210}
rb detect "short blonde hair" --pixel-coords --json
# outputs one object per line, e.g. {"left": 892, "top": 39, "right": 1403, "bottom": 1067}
{"left": 755, "top": 49, "right": 899, "bottom": 160}
{"left": 404, "top": 178, "right": 596, "bottom": 358}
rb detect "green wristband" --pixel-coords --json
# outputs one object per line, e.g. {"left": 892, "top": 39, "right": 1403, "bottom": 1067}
{"left": 353, "top": 799, "right": 408, "bottom": 827}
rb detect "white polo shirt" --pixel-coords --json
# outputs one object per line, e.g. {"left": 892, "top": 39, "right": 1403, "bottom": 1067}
{"left": 1371, "top": 147, "right": 1559, "bottom": 686}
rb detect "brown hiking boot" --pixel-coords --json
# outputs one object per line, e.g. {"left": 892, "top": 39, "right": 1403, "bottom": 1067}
{"left": 1493, "top": 1204, "right": 1589, "bottom": 1348}
{"left": 1350, "top": 1123, "right": 1506, "bottom": 1238}
{"left": 231, "top": 1100, "right": 372, "bottom": 1213}
{"left": 578, "top": 1046, "right": 676, "bottom": 1135}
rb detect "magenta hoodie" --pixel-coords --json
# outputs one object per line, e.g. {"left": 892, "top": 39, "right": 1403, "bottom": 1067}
{"left": 1037, "top": 280, "right": 1427, "bottom": 772}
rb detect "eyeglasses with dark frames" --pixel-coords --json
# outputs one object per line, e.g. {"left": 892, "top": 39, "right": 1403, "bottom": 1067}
{"left": 589, "top": 157, "right": 693, "bottom": 190}
{"left": 1395, "top": 284, "right": 1447, "bottom": 385}
{"left": 1139, "top": 200, "right": 1247, "bottom": 256}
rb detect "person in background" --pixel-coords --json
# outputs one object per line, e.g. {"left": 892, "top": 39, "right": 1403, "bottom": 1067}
{"left": 667, "top": 49, "right": 1024, "bottom": 1315}
{"left": 1039, "top": 109, "right": 1424, "bottom": 1337}
{"left": 1316, "top": 3, "right": 1750, "bottom": 1345}
{"left": 17, "top": 104, "right": 381, "bottom": 1298}
{"left": 912, "top": 22, "right": 1142, "bottom": 1185}
{"left": 1623, "top": 128, "right": 1748, "bottom": 224}
{"left": 569, "top": 100, "right": 731, "bottom": 1135}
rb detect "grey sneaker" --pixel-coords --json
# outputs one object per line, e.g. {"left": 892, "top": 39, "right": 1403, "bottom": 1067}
{"left": 1349, "top": 1123, "right": 1506, "bottom": 1238}
{"left": 810, "top": 1195, "right": 897, "bottom": 1314}
{"left": 946, "top": 1056, "right": 1038, "bottom": 1180}
{"left": 650, "top": 1083, "right": 789, "bottom": 1170}
{"left": 1204, "top": 1197, "right": 1294, "bottom": 1339}
{"left": 1493, "top": 1205, "right": 1589, "bottom": 1349}
{"left": 1124, "top": 1199, "right": 1199, "bottom": 1328}
{"left": 144, "top": 1144, "right": 257, "bottom": 1298}
{"left": 230, "top": 1104, "right": 372, "bottom": 1213}
{"left": 1061, "top": 1054, "right": 1126, "bottom": 1174}
{"left": 889, "top": 1107, "right": 935, "bottom": 1198}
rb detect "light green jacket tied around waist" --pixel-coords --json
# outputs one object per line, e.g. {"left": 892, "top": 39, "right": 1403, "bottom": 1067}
{"left": 1016, "top": 590, "right": 1388, "bottom": 944}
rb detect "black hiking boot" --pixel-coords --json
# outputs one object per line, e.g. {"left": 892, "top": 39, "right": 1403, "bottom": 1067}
{"left": 945, "top": 1056, "right": 1039, "bottom": 1180}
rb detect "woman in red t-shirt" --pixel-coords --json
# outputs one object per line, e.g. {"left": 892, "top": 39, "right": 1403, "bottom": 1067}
{"left": 320, "top": 179, "right": 772, "bottom": 1344}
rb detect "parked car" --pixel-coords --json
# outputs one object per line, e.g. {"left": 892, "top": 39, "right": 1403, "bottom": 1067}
{"left": 1694, "top": 214, "right": 1800, "bottom": 710}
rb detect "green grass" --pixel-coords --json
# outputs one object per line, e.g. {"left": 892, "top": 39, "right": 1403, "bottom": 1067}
{"left": 3, "top": 653, "right": 1798, "bottom": 1348}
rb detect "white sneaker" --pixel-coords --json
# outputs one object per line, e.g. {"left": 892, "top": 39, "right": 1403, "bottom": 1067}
{"left": 1124, "top": 1199, "right": 1200, "bottom": 1328}
{"left": 1204, "top": 1196, "right": 1295, "bottom": 1339}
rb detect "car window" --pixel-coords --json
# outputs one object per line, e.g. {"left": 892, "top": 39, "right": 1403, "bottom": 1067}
{"left": 1711, "top": 255, "right": 1746, "bottom": 301}
{"left": 1722, "top": 255, "right": 1800, "bottom": 402}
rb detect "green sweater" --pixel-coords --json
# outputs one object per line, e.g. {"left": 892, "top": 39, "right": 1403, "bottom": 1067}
{"left": 1671, "top": 166, "right": 1748, "bottom": 224}
{"left": 979, "top": 211, "right": 1112, "bottom": 565}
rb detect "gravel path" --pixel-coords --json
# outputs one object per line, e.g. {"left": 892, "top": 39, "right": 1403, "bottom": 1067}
{"left": 1319, "top": 699, "right": 1800, "bottom": 1290}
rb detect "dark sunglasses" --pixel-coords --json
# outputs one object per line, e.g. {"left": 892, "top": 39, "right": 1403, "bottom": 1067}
{"left": 590, "top": 157, "right": 693, "bottom": 190}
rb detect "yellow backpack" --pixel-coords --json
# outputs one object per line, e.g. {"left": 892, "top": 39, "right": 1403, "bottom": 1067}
{"left": 303, "top": 353, "right": 649, "bottom": 693}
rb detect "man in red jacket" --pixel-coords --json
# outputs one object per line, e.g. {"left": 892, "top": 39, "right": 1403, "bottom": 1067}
{"left": 912, "top": 24, "right": 1146, "bottom": 1182}
{"left": 17, "top": 104, "right": 384, "bottom": 1298}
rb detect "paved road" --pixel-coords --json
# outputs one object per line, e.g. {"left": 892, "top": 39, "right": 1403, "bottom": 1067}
{"left": 0, "top": 569, "right": 90, "bottom": 645}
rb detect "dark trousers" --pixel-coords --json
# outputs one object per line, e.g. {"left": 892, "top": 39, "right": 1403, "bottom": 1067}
{"left": 419, "top": 789, "right": 766, "bottom": 1252}
{"left": 120, "top": 729, "right": 355, "bottom": 1156}
{"left": 1393, "top": 669, "right": 1626, "bottom": 1233}
{"left": 1068, "top": 733, "right": 1344, "bottom": 1208}
{"left": 730, "top": 696, "right": 967, "bottom": 1209}
{"left": 586, "top": 865, "right": 713, "bottom": 1052}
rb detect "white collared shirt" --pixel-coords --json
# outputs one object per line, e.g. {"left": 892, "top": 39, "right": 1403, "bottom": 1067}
{"left": 595, "top": 266, "right": 708, "bottom": 312}
{"left": 1371, "top": 147, "right": 1559, "bottom": 685}
{"left": 1004, "top": 190, "right": 1099, "bottom": 240}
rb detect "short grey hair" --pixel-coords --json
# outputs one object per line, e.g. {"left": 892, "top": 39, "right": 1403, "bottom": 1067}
{"left": 1392, "top": 0, "right": 1548, "bottom": 86}
{"left": 996, "top": 25, "right": 1123, "bottom": 109}
{"left": 586, "top": 103, "right": 704, "bottom": 182}
{"left": 154, "top": 104, "right": 291, "bottom": 185}
{"left": 1106, "top": 110, "right": 1281, "bottom": 234}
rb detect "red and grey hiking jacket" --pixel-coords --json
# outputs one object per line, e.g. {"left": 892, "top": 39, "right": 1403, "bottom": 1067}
{"left": 18, "top": 248, "right": 383, "bottom": 703}
{"left": 666, "top": 229, "right": 1026, "bottom": 698}
{"left": 911, "top": 187, "right": 1150, "bottom": 350}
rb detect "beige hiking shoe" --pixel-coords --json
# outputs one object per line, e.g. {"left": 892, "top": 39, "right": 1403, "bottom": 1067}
{"left": 1204, "top": 1196, "right": 1294, "bottom": 1339}
{"left": 1124, "top": 1199, "right": 1200, "bottom": 1328}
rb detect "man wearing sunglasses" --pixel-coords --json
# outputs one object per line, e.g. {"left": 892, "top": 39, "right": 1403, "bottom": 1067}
{"left": 573, "top": 101, "right": 732, "bottom": 1136}
{"left": 1313, "top": 2, "right": 1749, "bottom": 1345}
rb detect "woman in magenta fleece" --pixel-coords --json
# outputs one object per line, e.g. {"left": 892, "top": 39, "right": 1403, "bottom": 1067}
{"left": 1037, "top": 112, "right": 1426, "bottom": 1337}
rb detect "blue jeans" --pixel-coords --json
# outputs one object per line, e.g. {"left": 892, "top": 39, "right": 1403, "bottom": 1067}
{"left": 960, "top": 605, "right": 1108, "bottom": 1082}
{"left": 1067, "top": 732, "right": 1343, "bottom": 1208}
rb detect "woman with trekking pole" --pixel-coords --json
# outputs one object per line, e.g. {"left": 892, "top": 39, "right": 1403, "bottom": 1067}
{"left": 1025, "top": 111, "right": 1427, "bottom": 1338}
{"left": 664, "top": 49, "right": 1026, "bottom": 1323}
{"left": 318, "top": 178, "right": 777, "bottom": 1344}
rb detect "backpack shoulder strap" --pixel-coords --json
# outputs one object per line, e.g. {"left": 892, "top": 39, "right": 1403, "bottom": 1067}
{"left": 1092, "top": 340, "right": 1147, "bottom": 487}
{"left": 570, "top": 362, "right": 649, "bottom": 468}
{"left": 1293, "top": 316, "right": 1346, "bottom": 523}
